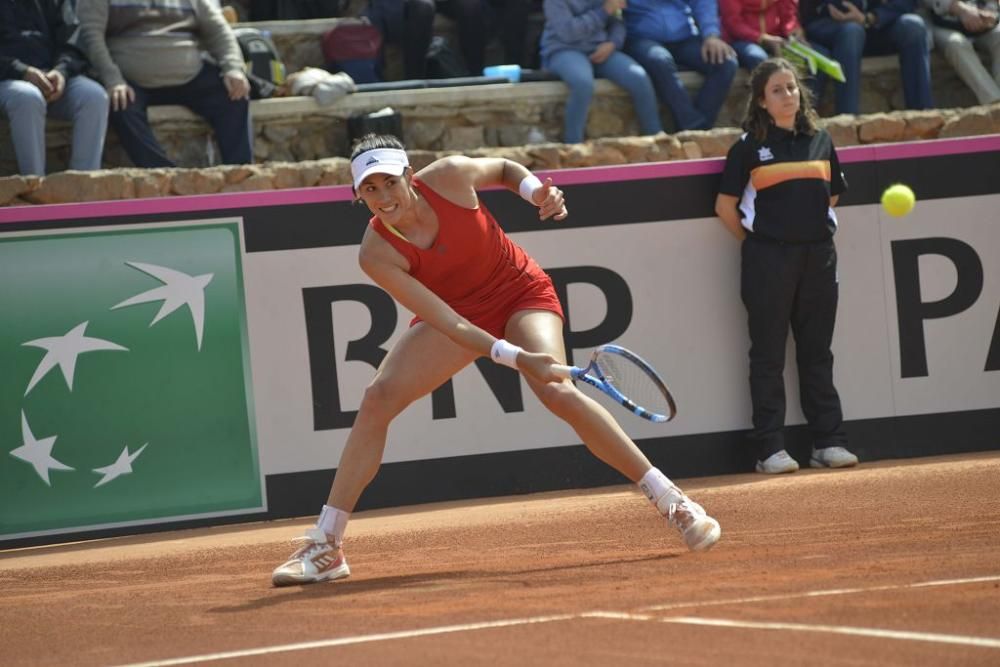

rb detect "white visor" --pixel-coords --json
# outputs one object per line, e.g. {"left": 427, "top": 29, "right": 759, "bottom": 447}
{"left": 351, "top": 148, "right": 409, "bottom": 189}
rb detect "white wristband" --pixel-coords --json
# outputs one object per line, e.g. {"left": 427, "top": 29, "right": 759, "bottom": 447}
{"left": 519, "top": 174, "right": 543, "bottom": 204}
{"left": 490, "top": 339, "right": 523, "bottom": 369}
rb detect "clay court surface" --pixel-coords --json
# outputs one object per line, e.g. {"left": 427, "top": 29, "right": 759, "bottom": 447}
{"left": 2, "top": 452, "right": 999, "bottom": 666}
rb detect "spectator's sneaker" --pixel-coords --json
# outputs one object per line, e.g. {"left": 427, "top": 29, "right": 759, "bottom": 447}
{"left": 666, "top": 496, "right": 722, "bottom": 552}
{"left": 272, "top": 528, "right": 350, "bottom": 587}
{"left": 810, "top": 446, "right": 859, "bottom": 469}
{"left": 755, "top": 450, "right": 800, "bottom": 474}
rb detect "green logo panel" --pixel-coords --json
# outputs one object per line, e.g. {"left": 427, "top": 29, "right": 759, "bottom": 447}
{"left": 0, "top": 223, "right": 262, "bottom": 539}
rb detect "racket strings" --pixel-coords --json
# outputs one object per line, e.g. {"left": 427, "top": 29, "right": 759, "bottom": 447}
{"left": 594, "top": 352, "right": 672, "bottom": 417}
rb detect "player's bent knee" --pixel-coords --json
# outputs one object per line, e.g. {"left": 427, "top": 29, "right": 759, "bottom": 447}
{"left": 535, "top": 380, "right": 585, "bottom": 418}
{"left": 358, "top": 379, "right": 410, "bottom": 420}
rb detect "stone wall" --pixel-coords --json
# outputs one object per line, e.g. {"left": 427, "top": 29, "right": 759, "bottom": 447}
{"left": 0, "top": 51, "right": 985, "bottom": 177}
{"left": 3, "top": 103, "right": 998, "bottom": 207}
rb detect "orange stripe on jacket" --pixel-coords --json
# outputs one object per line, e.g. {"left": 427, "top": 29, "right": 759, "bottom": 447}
{"left": 751, "top": 160, "right": 831, "bottom": 191}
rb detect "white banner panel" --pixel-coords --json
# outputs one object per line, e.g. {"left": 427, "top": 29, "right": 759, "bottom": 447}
{"left": 243, "top": 194, "right": 1000, "bottom": 476}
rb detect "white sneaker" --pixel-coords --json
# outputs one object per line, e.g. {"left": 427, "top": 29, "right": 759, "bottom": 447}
{"left": 271, "top": 528, "right": 351, "bottom": 587}
{"left": 810, "top": 446, "right": 858, "bottom": 469}
{"left": 756, "top": 450, "right": 800, "bottom": 474}
{"left": 666, "top": 496, "right": 722, "bottom": 552}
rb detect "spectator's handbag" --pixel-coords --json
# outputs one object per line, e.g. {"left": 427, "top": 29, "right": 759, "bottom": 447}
{"left": 233, "top": 28, "right": 287, "bottom": 98}
{"left": 322, "top": 21, "right": 384, "bottom": 84}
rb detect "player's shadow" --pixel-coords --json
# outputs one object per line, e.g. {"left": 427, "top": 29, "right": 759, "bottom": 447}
{"left": 209, "top": 552, "right": 678, "bottom": 613}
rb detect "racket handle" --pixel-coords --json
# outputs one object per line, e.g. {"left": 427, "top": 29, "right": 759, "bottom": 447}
{"left": 551, "top": 364, "right": 575, "bottom": 379}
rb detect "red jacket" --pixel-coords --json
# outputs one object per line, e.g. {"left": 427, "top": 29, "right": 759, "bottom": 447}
{"left": 720, "top": 0, "right": 802, "bottom": 43}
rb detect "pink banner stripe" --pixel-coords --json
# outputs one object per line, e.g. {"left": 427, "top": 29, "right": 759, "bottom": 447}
{"left": 2, "top": 135, "right": 997, "bottom": 225}
{"left": 839, "top": 134, "right": 1000, "bottom": 163}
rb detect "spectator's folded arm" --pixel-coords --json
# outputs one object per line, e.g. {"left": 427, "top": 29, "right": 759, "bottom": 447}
{"left": 692, "top": 0, "right": 724, "bottom": 37}
{"left": 544, "top": 0, "right": 609, "bottom": 44}
{"left": 609, "top": 16, "right": 626, "bottom": 49}
{"left": 196, "top": 0, "right": 248, "bottom": 75}
{"left": 777, "top": 0, "right": 801, "bottom": 36}
{"left": 76, "top": 0, "right": 126, "bottom": 87}
{"left": 1, "top": 56, "right": 30, "bottom": 81}
{"left": 719, "top": 0, "right": 762, "bottom": 42}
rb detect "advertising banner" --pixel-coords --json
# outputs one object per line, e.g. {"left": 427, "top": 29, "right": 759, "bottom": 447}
{"left": 1, "top": 135, "right": 998, "bottom": 546}
{"left": 0, "top": 221, "right": 262, "bottom": 540}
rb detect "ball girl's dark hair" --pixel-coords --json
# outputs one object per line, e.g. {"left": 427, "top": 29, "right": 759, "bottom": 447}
{"left": 742, "top": 58, "right": 820, "bottom": 143}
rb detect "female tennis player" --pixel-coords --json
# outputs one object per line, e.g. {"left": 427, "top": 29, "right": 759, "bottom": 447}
{"left": 272, "top": 134, "right": 721, "bottom": 586}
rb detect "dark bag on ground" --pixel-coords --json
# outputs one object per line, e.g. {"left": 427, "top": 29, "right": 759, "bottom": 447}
{"left": 232, "top": 28, "right": 286, "bottom": 99}
{"left": 322, "top": 22, "right": 384, "bottom": 84}
{"left": 425, "top": 36, "right": 467, "bottom": 79}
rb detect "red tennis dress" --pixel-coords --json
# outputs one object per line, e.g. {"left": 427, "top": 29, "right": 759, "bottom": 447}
{"left": 370, "top": 178, "right": 564, "bottom": 337}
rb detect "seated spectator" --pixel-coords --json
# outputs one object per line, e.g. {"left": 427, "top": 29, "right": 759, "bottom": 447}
{"left": 541, "top": 0, "right": 664, "bottom": 143}
{"left": 0, "top": 0, "right": 108, "bottom": 175}
{"left": 623, "top": 0, "right": 739, "bottom": 131}
{"left": 804, "top": 0, "right": 934, "bottom": 114}
{"left": 720, "top": 0, "right": 827, "bottom": 104}
{"left": 437, "top": 0, "right": 537, "bottom": 74}
{"left": 366, "top": 0, "right": 437, "bottom": 80}
{"left": 922, "top": 0, "right": 1000, "bottom": 104}
{"left": 77, "top": 0, "right": 253, "bottom": 168}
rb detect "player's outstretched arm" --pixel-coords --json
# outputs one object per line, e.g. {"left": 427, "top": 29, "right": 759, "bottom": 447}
{"left": 425, "top": 156, "right": 568, "bottom": 221}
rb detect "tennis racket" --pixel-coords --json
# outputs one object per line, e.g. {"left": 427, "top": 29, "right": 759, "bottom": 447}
{"left": 552, "top": 344, "right": 677, "bottom": 422}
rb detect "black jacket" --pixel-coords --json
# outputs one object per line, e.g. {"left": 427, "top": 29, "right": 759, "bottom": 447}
{"left": 0, "top": 0, "right": 89, "bottom": 81}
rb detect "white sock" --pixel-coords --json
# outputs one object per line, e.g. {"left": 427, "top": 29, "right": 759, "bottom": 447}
{"left": 316, "top": 504, "right": 350, "bottom": 545}
{"left": 638, "top": 468, "right": 683, "bottom": 515}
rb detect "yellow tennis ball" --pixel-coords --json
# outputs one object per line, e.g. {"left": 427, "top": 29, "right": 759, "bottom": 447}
{"left": 881, "top": 184, "right": 915, "bottom": 217}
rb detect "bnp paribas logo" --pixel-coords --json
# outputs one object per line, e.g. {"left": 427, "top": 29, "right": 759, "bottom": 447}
{"left": 1, "top": 223, "right": 262, "bottom": 541}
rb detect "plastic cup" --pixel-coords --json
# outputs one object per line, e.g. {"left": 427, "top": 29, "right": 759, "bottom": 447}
{"left": 482, "top": 65, "right": 521, "bottom": 82}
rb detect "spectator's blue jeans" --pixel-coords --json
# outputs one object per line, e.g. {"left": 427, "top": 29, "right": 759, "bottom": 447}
{"left": 0, "top": 75, "right": 108, "bottom": 175}
{"left": 111, "top": 63, "right": 253, "bottom": 168}
{"left": 806, "top": 14, "right": 933, "bottom": 114}
{"left": 545, "top": 49, "right": 663, "bottom": 144}
{"left": 731, "top": 40, "right": 828, "bottom": 106}
{"left": 625, "top": 36, "right": 738, "bottom": 130}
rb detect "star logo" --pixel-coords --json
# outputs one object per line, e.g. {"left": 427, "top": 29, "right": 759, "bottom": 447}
{"left": 1, "top": 223, "right": 263, "bottom": 543}
{"left": 22, "top": 321, "right": 128, "bottom": 395}
{"left": 92, "top": 443, "right": 149, "bottom": 488}
{"left": 111, "top": 262, "right": 214, "bottom": 350}
{"left": 758, "top": 146, "right": 774, "bottom": 162}
{"left": 9, "top": 412, "right": 74, "bottom": 486}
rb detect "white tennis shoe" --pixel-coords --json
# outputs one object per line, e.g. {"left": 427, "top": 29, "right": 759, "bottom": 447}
{"left": 272, "top": 528, "right": 351, "bottom": 587}
{"left": 756, "top": 449, "right": 800, "bottom": 474}
{"left": 666, "top": 496, "right": 722, "bottom": 552}
{"left": 810, "top": 446, "right": 859, "bottom": 469}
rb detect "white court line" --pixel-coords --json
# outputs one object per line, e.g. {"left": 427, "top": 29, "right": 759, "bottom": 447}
{"left": 114, "top": 614, "right": 578, "bottom": 667}
{"left": 115, "top": 575, "right": 1000, "bottom": 666}
{"left": 656, "top": 617, "right": 1000, "bottom": 649}
{"left": 641, "top": 574, "right": 1000, "bottom": 612}
{"left": 583, "top": 612, "right": 1000, "bottom": 649}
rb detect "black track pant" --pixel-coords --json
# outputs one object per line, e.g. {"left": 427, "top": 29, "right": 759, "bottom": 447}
{"left": 740, "top": 236, "right": 847, "bottom": 460}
